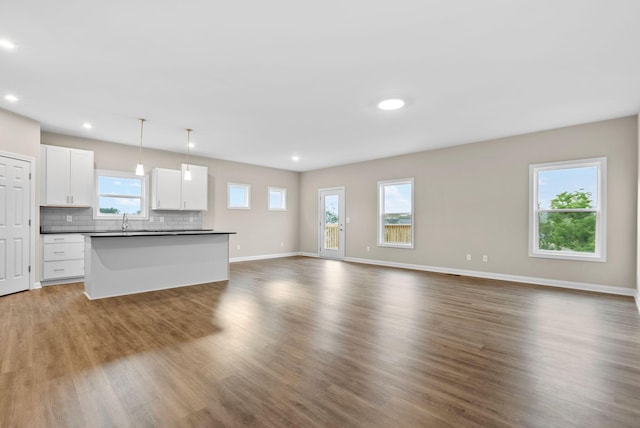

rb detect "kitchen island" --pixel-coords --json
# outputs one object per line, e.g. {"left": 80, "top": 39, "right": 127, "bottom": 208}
{"left": 83, "top": 230, "right": 235, "bottom": 299}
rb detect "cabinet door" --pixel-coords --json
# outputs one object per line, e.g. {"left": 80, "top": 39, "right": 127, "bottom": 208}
{"left": 181, "top": 164, "right": 208, "bottom": 210}
{"left": 43, "top": 145, "right": 70, "bottom": 205}
{"left": 152, "top": 168, "right": 181, "bottom": 210}
{"left": 69, "top": 149, "right": 94, "bottom": 206}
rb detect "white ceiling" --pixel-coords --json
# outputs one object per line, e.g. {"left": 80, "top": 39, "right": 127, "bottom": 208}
{"left": 1, "top": 1, "right": 639, "bottom": 171}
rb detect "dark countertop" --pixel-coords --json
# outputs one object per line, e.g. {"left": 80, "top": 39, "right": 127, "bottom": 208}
{"left": 41, "top": 229, "right": 236, "bottom": 237}
{"left": 84, "top": 230, "right": 235, "bottom": 237}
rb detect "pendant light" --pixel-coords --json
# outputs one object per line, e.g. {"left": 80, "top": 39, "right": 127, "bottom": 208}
{"left": 184, "top": 128, "right": 192, "bottom": 181}
{"left": 135, "top": 118, "right": 146, "bottom": 176}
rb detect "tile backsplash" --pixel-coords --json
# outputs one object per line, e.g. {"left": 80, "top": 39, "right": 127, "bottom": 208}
{"left": 40, "top": 207, "right": 203, "bottom": 233}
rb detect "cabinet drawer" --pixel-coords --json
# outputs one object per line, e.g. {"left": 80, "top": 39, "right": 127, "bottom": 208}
{"left": 43, "top": 243, "right": 84, "bottom": 261}
{"left": 43, "top": 260, "right": 84, "bottom": 280}
{"left": 43, "top": 234, "right": 85, "bottom": 244}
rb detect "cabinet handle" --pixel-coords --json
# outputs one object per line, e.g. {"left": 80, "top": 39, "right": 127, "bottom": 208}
{"left": 184, "top": 201, "right": 186, "bottom": 209}
{"left": 71, "top": 195, "right": 74, "bottom": 204}
{"left": 157, "top": 200, "right": 160, "bottom": 208}
{"left": 53, "top": 251, "right": 65, "bottom": 254}
{"left": 53, "top": 238, "right": 64, "bottom": 241}
{"left": 54, "top": 269, "right": 65, "bottom": 272}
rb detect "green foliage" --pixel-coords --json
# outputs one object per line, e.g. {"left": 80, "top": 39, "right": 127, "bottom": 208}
{"left": 325, "top": 210, "right": 338, "bottom": 224}
{"left": 99, "top": 207, "right": 120, "bottom": 214}
{"left": 538, "top": 189, "right": 595, "bottom": 253}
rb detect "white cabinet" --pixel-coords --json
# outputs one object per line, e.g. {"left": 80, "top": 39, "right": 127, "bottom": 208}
{"left": 151, "top": 165, "right": 208, "bottom": 211}
{"left": 41, "top": 145, "right": 94, "bottom": 206}
{"left": 42, "top": 234, "right": 85, "bottom": 282}
{"left": 151, "top": 168, "right": 182, "bottom": 210}
{"left": 181, "top": 164, "right": 208, "bottom": 210}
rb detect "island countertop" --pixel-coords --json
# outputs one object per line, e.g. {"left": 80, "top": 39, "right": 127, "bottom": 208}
{"left": 83, "top": 230, "right": 236, "bottom": 237}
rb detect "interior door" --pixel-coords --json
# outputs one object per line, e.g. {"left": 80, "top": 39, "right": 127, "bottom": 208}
{"left": 0, "top": 155, "right": 31, "bottom": 296}
{"left": 319, "top": 187, "right": 345, "bottom": 259}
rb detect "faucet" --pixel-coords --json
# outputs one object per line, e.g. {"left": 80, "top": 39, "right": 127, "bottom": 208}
{"left": 122, "top": 213, "right": 129, "bottom": 232}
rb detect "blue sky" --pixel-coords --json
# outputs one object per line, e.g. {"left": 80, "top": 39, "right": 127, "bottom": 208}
{"left": 538, "top": 166, "right": 597, "bottom": 209}
{"left": 384, "top": 183, "right": 412, "bottom": 214}
{"left": 98, "top": 176, "right": 142, "bottom": 214}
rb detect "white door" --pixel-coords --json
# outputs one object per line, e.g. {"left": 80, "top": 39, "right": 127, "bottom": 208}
{"left": 319, "top": 187, "right": 345, "bottom": 259}
{"left": 0, "top": 155, "right": 31, "bottom": 296}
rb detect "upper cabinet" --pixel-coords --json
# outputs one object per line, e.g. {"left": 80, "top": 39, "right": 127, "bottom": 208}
{"left": 151, "top": 164, "right": 208, "bottom": 211}
{"left": 151, "top": 168, "right": 182, "bottom": 210}
{"left": 41, "top": 145, "right": 94, "bottom": 207}
{"left": 181, "top": 164, "right": 208, "bottom": 211}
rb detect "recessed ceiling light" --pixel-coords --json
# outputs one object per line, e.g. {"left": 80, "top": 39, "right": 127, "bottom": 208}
{"left": 4, "top": 94, "right": 18, "bottom": 102}
{"left": 0, "top": 39, "right": 16, "bottom": 50}
{"left": 292, "top": 155, "right": 300, "bottom": 162}
{"left": 377, "top": 98, "right": 406, "bottom": 111}
{"left": 82, "top": 122, "right": 92, "bottom": 129}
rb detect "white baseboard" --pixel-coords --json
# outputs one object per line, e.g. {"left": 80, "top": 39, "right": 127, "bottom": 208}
{"left": 31, "top": 281, "right": 42, "bottom": 290}
{"left": 230, "top": 252, "right": 301, "bottom": 263}
{"left": 299, "top": 252, "right": 319, "bottom": 258}
{"left": 343, "top": 256, "right": 636, "bottom": 297}
{"left": 635, "top": 291, "right": 640, "bottom": 315}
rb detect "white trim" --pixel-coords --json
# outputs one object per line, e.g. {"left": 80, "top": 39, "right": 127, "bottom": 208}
{"left": 41, "top": 277, "right": 84, "bottom": 286}
{"left": 635, "top": 291, "right": 640, "bottom": 315}
{"left": 227, "top": 182, "right": 251, "bottom": 209}
{"left": 31, "top": 281, "right": 42, "bottom": 290}
{"left": 94, "top": 169, "right": 149, "bottom": 220}
{"left": 342, "top": 256, "right": 635, "bottom": 297}
{"left": 529, "top": 157, "right": 606, "bottom": 262}
{"left": 267, "top": 186, "right": 287, "bottom": 211}
{"left": 0, "top": 150, "right": 36, "bottom": 294}
{"left": 378, "top": 178, "right": 414, "bottom": 249}
{"left": 300, "top": 252, "right": 319, "bottom": 258}
{"left": 230, "top": 252, "right": 300, "bottom": 263}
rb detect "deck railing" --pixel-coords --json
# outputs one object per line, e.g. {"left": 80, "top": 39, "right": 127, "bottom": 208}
{"left": 324, "top": 224, "right": 412, "bottom": 250}
{"left": 384, "top": 224, "right": 412, "bottom": 244}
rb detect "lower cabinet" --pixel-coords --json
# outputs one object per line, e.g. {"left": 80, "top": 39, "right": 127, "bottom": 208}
{"left": 42, "top": 234, "right": 85, "bottom": 282}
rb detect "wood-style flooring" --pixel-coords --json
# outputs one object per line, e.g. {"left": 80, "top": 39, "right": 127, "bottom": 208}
{"left": 1, "top": 256, "right": 640, "bottom": 427}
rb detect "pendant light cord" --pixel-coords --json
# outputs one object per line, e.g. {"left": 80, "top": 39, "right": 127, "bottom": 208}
{"left": 138, "top": 118, "right": 146, "bottom": 163}
{"left": 186, "top": 128, "right": 192, "bottom": 170}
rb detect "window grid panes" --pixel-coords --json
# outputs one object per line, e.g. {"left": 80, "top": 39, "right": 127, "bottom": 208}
{"left": 95, "top": 170, "right": 147, "bottom": 219}
{"left": 378, "top": 178, "right": 414, "bottom": 248}
{"left": 530, "top": 158, "right": 606, "bottom": 261}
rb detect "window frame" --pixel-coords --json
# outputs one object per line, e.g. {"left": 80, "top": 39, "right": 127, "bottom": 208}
{"left": 529, "top": 157, "right": 606, "bottom": 262}
{"left": 377, "top": 178, "right": 414, "bottom": 249}
{"left": 227, "top": 182, "right": 251, "bottom": 209}
{"left": 93, "top": 169, "right": 149, "bottom": 220}
{"left": 268, "top": 187, "right": 287, "bottom": 211}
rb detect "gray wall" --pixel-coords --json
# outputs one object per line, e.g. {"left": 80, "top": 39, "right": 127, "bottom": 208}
{"left": 300, "top": 116, "right": 638, "bottom": 290}
{"left": 41, "top": 132, "right": 300, "bottom": 259}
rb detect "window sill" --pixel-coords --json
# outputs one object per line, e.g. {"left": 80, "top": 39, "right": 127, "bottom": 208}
{"left": 529, "top": 251, "right": 606, "bottom": 263}
{"left": 378, "top": 243, "right": 414, "bottom": 249}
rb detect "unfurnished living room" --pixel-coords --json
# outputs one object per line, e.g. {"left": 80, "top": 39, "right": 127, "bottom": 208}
{"left": 1, "top": 1, "right": 640, "bottom": 427}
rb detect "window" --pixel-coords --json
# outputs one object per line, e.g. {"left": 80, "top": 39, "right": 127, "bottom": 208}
{"left": 94, "top": 170, "right": 148, "bottom": 219}
{"left": 228, "top": 183, "right": 251, "bottom": 209}
{"left": 268, "top": 187, "right": 287, "bottom": 211}
{"left": 529, "top": 157, "right": 606, "bottom": 261}
{"left": 378, "top": 178, "right": 414, "bottom": 248}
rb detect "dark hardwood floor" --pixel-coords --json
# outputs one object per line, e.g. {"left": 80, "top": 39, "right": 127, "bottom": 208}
{"left": 1, "top": 256, "right": 640, "bottom": 427}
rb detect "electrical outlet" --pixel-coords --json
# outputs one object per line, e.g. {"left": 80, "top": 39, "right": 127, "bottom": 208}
{"left": 149, "top": 216, "right": 154, "bottom": 222}
{"left": 280, "top": 241, "right": 284, "bottom": 247}
{"left": 66, "top": 215, "right": 72, "bottom": 223}
{"left": 190, "top": 217, "right": 193, "bottom": 223}
{"left": 236, "top": 244, "right": 240, "bottom": 251}
{"left": 366, "top": 246, "right": 370, "bottom": 252}
{"left": 159, "top": 217, "right": 164, "bottom": 223}
{"left": 483, "top": 255, "right": 488, "bottom": 262}
{"left": 346, "top": 217, "right": 351, "bottom": 223}
{"left": 466, "top": 254, "right": 472, "bottom": 261}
